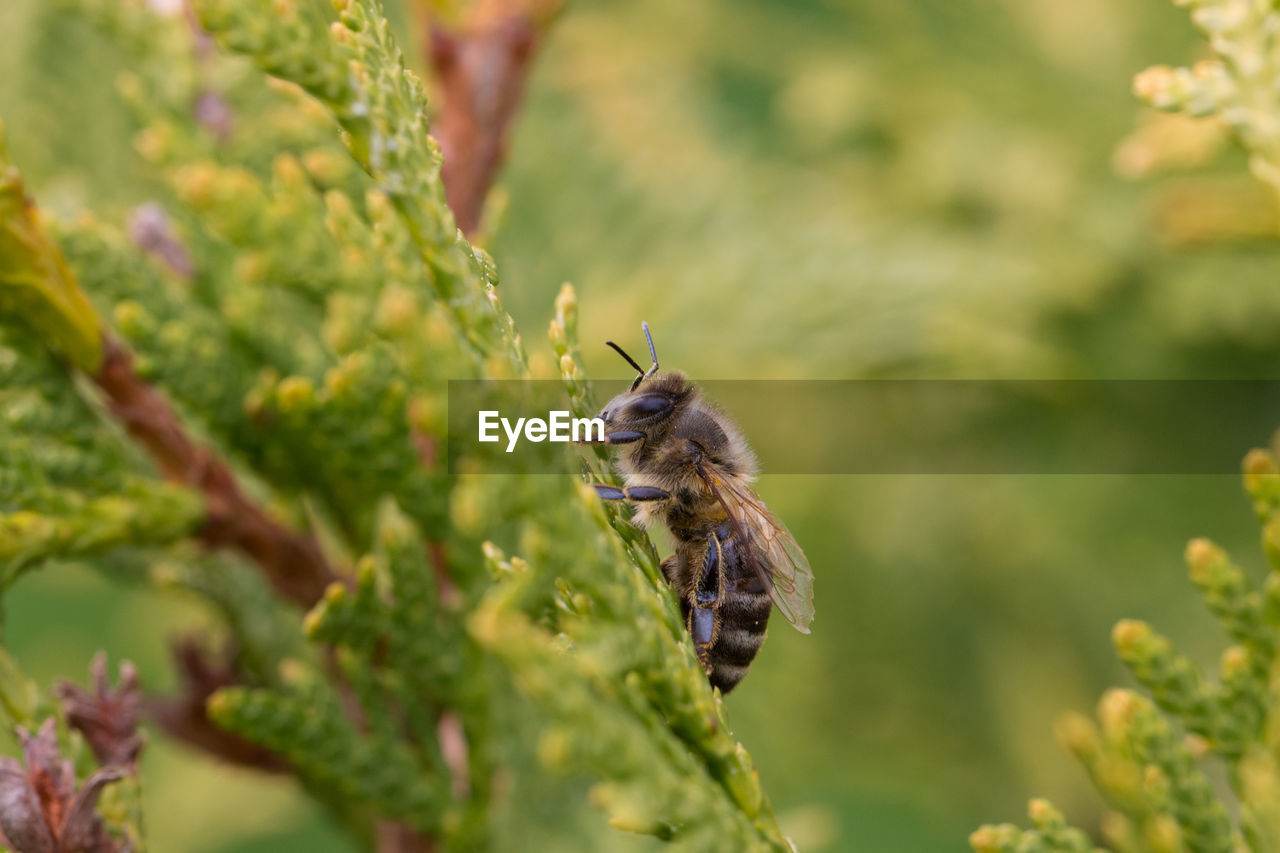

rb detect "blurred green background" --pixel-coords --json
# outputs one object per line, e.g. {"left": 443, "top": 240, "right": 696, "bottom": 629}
{"left": 3, "top": 0, "right": 1279, "bottom": 850}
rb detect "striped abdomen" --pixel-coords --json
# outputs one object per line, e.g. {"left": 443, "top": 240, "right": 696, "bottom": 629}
{"left": 665, "top": 520, "right": 773, "bottom": 693}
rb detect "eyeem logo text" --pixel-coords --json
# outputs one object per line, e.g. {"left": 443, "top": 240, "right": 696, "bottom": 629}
{"left": 478, "top": 410, "right": 606, "bottom": 452}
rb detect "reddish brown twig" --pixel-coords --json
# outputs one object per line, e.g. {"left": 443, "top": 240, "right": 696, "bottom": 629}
{"left": 93, "top": 334, "right": 337, "bottom": 608}
{"left": 421, "top": 4, "right": 547, "bottom": 238}
{"left": 146, "top": 638, "right": 290, "bottom": 774}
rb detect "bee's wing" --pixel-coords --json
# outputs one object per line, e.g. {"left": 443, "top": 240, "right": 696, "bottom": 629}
{"left": 695, "top": 461, "right": 815, "bottom": 634}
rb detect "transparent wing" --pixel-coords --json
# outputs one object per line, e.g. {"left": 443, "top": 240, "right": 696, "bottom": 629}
{"left": 695, "top": 461, "right": 815, "bottom": 634}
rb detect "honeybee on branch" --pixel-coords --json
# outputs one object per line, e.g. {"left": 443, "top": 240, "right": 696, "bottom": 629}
{"left": 584, "top": 324, "right": 814, "bottom": 693}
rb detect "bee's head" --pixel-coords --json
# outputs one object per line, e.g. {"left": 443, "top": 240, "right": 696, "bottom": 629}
{"left": 598, "top": 323, "right": 691, "bottom": 431}
{"left": 598, "top": 372, "right": 691, "bottom": 429}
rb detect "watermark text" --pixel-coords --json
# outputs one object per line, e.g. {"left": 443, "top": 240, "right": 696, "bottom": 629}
{"left": 478, "top": 410, "right": 605, "bottom": 452}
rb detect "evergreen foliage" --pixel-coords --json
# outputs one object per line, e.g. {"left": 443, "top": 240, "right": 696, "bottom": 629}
{"left": 973, "top": 4, "right": 1280, "bottom": 851}
{"left": 0, "top": 1, "right": 796, "bottom": 850}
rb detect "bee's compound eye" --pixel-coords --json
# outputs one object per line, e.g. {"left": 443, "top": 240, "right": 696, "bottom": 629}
{"left": 622, "top": 394, "right": 673, "bottom": 420}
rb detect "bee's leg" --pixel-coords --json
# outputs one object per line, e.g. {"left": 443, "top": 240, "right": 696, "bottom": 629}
{"left": 689, "top": 534, "right": 722, "bottom": 667}
{"left": 591, "top": 484, "right": 670, "bottom": 502}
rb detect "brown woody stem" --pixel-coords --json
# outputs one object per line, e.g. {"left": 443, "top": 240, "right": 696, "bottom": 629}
{"left": 146, "top": 638, "right": 291, "bottom": 774}
{"left": 92, "top": 334, "right": 338, "bottom": 608}
{"left": 422, "top": 6, "right": 542, "bottom": 238}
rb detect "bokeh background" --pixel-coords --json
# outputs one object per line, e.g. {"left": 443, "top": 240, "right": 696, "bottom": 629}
{"left": 3, "top": 0, "right": 1279, "bottom": 850}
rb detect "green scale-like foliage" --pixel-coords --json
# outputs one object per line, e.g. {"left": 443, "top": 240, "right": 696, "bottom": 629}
{"left": 0, "top": 0, "right": 799, "bottom": 850}
{"left": 973, "top": 3, "right": 1280, "bottom": 851}
{"left": 0, "top": 119, "right": 203, "bottom": 584}
{"left": 0, "top": 305, "right": 203, "bottom": 585}
{"left": 972, "top": 465, "right": 1280, "bottom": 852}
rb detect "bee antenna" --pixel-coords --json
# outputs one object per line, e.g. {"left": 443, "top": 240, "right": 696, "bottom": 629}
{"left": 606, "top": 340, "right": 647, "bottom": 390}
{"left": 642, "top": 321, "right": 659, "bottom": 377}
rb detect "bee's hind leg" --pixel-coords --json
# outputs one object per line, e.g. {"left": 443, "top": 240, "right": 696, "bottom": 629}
{"left": 689, "top": 533, "right": 722, "bottom": 668}
{"left": 591, "top": 484, "right": 670, "bottom": 502}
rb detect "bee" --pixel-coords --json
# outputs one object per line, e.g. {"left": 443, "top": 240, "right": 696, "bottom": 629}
{"left": 585, "top": 323, "right": 814, "bottom": 693}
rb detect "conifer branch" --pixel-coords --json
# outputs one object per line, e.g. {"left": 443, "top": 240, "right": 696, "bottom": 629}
{"left": 0, "top": 3, "right": 799, "bottom": 850}
{"left": 415, "top": 0, "right": 559, "bottom": 237}
{"left": 974, "top": 5, "right": 1280, "bottom": 849}
{"left": 93, "top": 334, "right": 339, "bottom": 608}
